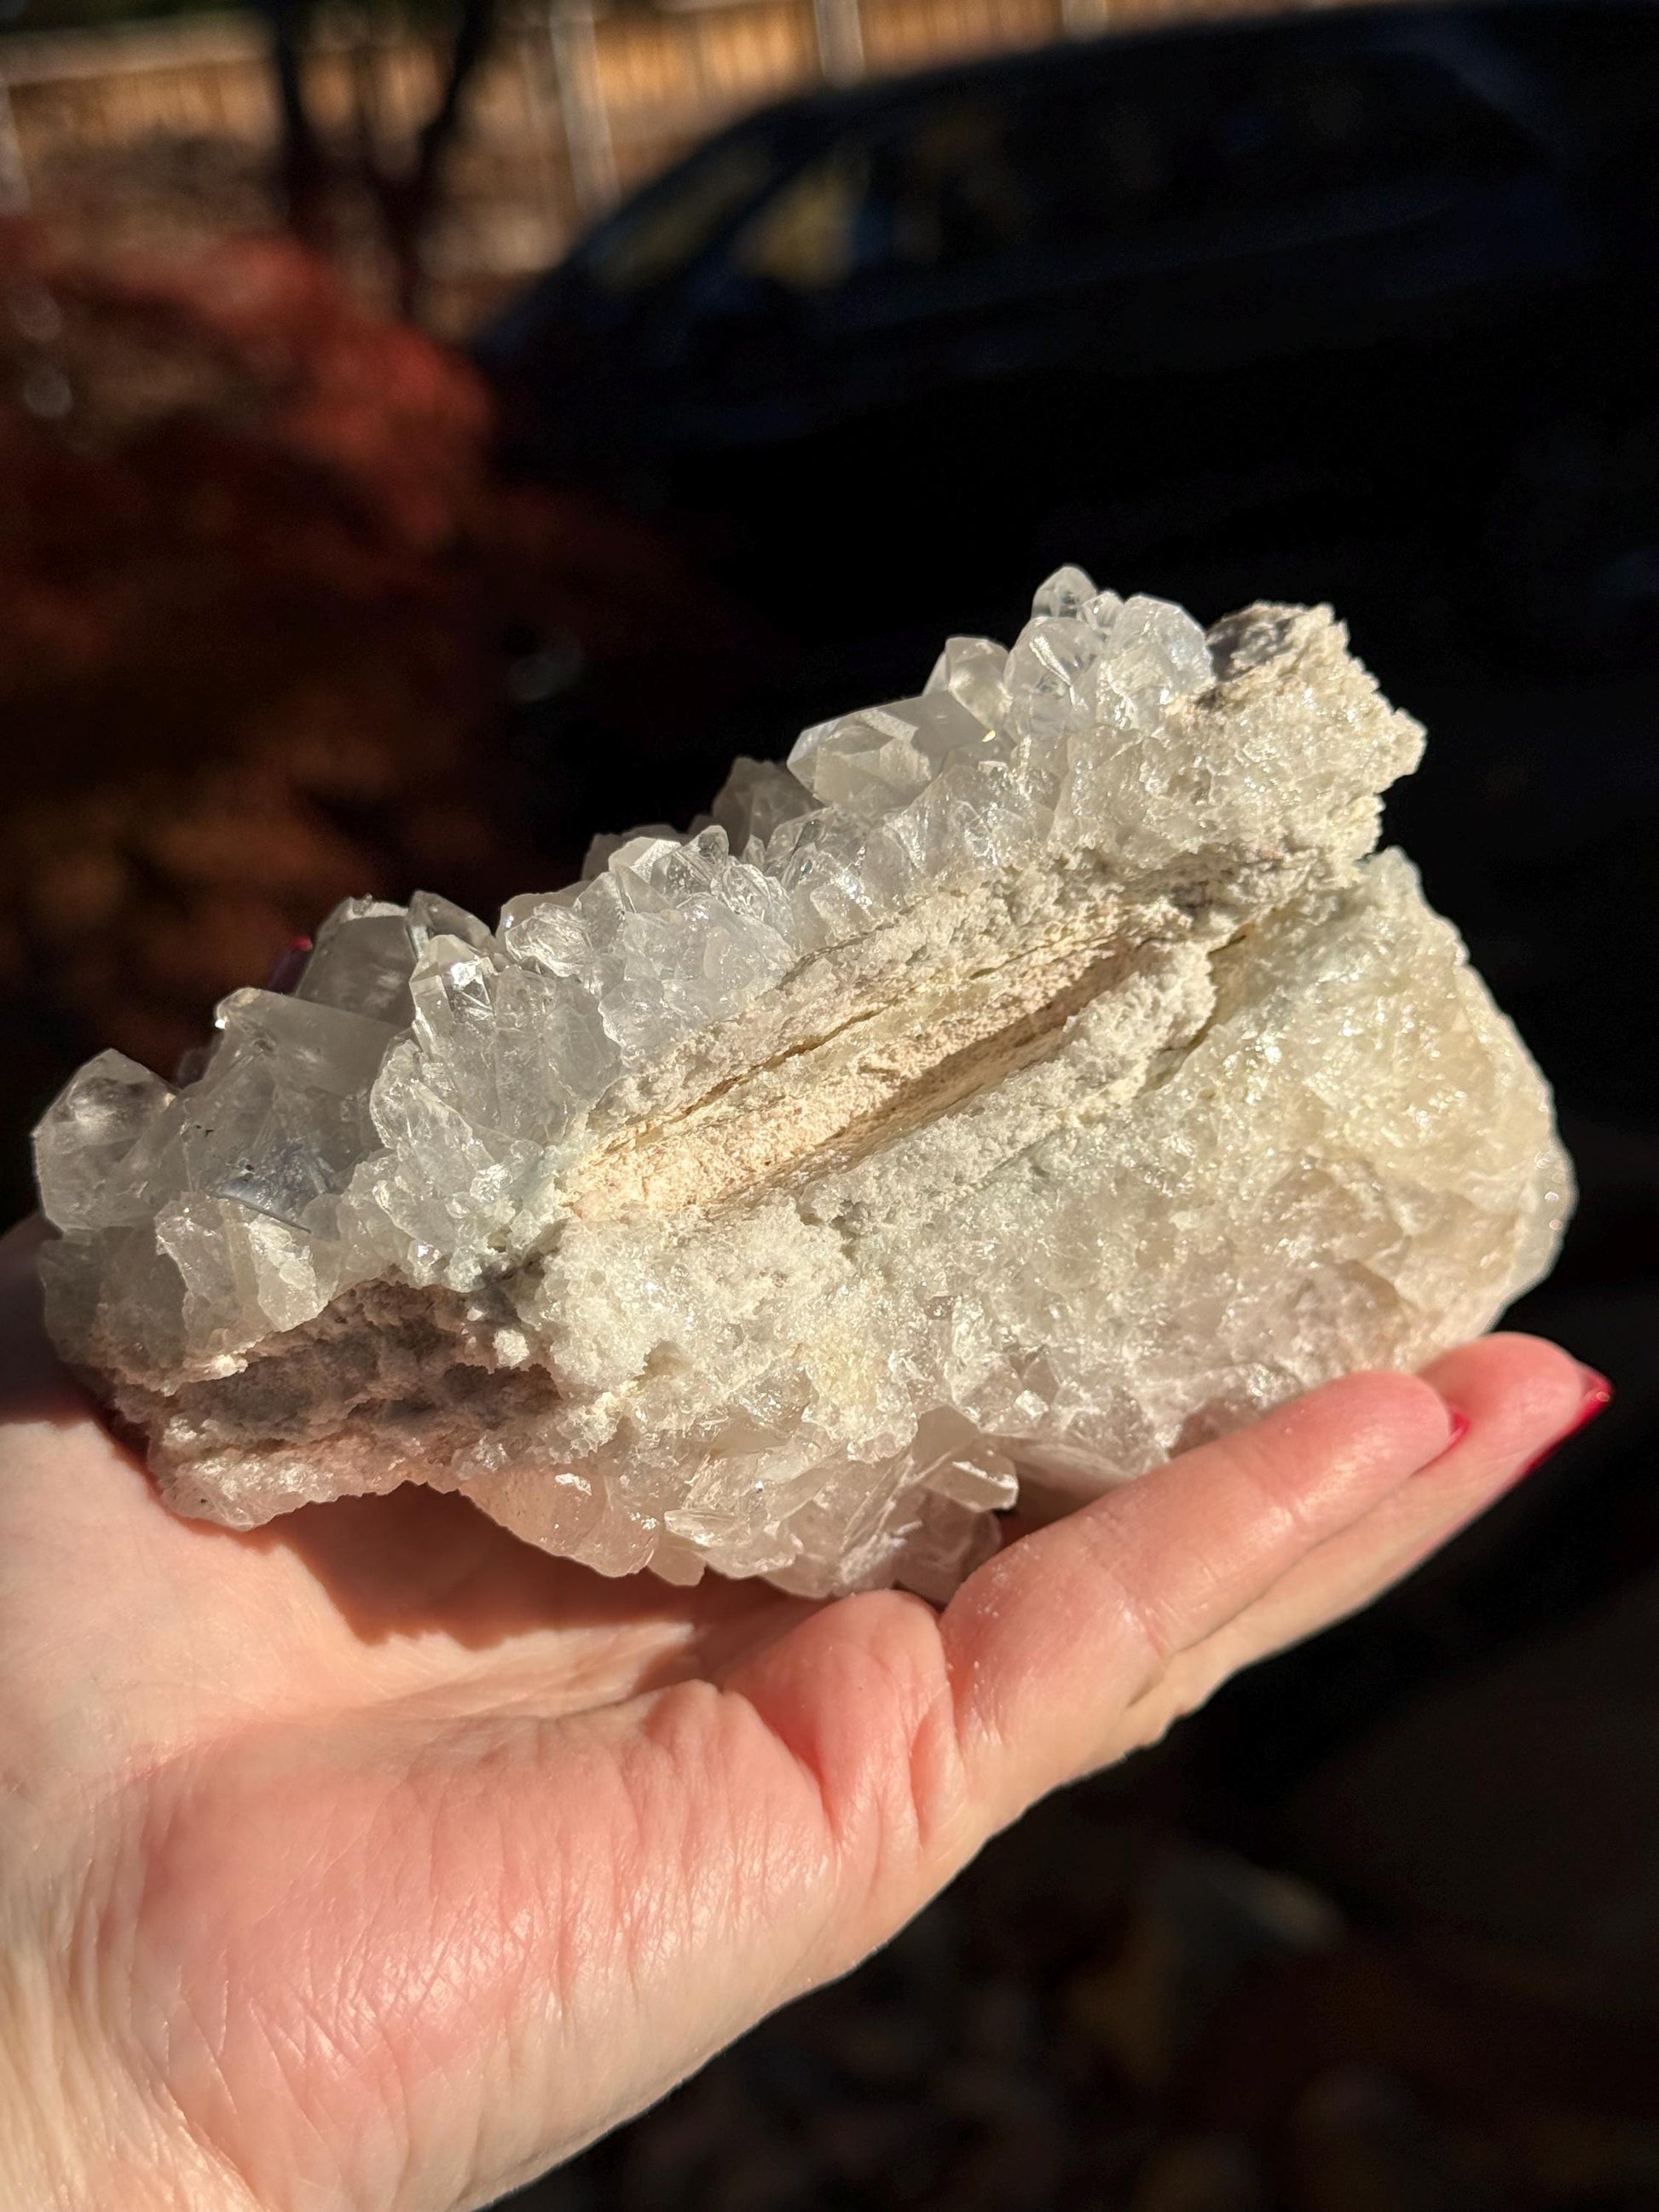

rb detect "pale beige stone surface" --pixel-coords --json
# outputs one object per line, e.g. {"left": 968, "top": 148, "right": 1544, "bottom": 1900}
{"left": 34, "top": 575, "right": 1573, "bottom": 1597}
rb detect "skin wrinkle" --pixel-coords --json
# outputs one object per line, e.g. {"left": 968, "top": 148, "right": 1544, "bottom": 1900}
{"left": 261, "top": 2003, "right": 351, "bottom": 2192}
{"left": 623, "top": 1684, "right": 822, "bottom": 1984}
{"left": 943, "top": 1521, "right": 1162, "bottom": 1778}
{"left": 899, "top": 1631, "right": 978, "bottom": 1875}
{"left": 71, "top": 1805, "right": 198, "bottom": 2200}
{"left": 506, "top": 1691, "right": 816, "bottom": 2148}
{"left": 413, "top": 1693, "right": 814, "bottom": 2126}
{"left": 726, "top": 1590, "right": 979, "bottom": 1968}
{"left": 1116, "top": 1483, "right": 1310, "bottom": 1675}
{"left": 159, "top": 2010, "right": 254, "bottom": 2212}
{"left": 220, "top": 1764, "right": 488, "bottom": 2205}
{"left": 609, "top": 1704, "right": 699, "bottom": 2017}
{"left": 64, "top": 1801, "right": 260, "bottom": 2212}
{"left": 361, "top": 1977, "right": 427, "bottom": 2212}
{"left": 135, "top": 1764, "right": 359, "bottom": 2192}
{"left": 383, "top": 1739, "right": 564, "bottom": 2069}
{"left": 830, "top": 1603, "right": 956, "bottom": 1898}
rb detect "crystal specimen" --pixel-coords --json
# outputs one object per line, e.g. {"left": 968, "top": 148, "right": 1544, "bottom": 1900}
{"left": 34, "top": 575, "right": 1572, "bottom": 1599}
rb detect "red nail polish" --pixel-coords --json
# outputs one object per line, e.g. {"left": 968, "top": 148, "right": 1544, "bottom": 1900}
{"left": 1572, "top": 1366, "right": 1615, "bottom": 1429}
{"left": 1519, "top": 1367, "right": 1614, "bottom": 1477}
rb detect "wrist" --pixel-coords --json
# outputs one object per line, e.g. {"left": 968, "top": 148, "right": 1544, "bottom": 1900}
{"left": 0, "top": 2095, "right": 256, "bottom": 2212}
{"left": 0, "top": 1978, "right": 254, "bottom": 2212}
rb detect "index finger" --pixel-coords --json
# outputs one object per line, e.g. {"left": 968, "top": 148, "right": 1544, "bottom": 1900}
{"left": 940, "top": 1369, "right": 1462, "bottom": 1825}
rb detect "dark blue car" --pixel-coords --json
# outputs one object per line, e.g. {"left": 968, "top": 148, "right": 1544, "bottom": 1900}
{"left": 489, "top": 8, "right": 1604, "bottom": 436}
{"left": 482, "top": 0, "right": 1659, "bottom": 696}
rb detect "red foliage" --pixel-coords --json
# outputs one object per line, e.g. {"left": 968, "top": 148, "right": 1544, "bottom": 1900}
{"left": 0, "top": 222, "right": 750, "bottom": 1202}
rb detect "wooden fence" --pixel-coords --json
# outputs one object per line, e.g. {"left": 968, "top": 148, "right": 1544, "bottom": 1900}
{"left": 0, "top": 0, "right": 1327, "bottom": 324}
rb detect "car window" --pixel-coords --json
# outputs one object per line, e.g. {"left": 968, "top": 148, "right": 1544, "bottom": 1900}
{"left": 719, "top": 47, "right": 1539, "bottom": 301}
{"left": 729, "top": 97, "right": 1032, "bottom": 290}
{"left": 584, "top": 141, "right": 779, "bottom": 294}
{"left": 732, "top": 142, "right": 874, "bottom": 290}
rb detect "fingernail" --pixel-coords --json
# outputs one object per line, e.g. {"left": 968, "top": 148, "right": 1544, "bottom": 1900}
{"left": 1520, "top": 1366, "right": 1614, "bottom": 1477}
{"left": 1574, "top": 1366, "right": 1615, "bottom": 1426}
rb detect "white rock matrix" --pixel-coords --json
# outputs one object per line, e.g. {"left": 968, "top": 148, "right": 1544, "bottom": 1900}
{"left": 35, "top": 570, "right": 1572, "bottom": 1598}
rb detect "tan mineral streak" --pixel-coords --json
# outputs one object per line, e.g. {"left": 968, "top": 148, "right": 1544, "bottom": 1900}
{"left": 571, "top": 881, "right": 1176, "bottom": 1218}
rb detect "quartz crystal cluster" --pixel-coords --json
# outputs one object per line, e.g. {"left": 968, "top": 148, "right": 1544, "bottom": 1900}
{"left": 35, "top": 572, "right": 1572, "bottom": 1598}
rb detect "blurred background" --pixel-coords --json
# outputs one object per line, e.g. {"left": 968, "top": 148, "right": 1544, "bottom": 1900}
{"left": 3, "top": 0, "right": 1659, "bottom": 2201}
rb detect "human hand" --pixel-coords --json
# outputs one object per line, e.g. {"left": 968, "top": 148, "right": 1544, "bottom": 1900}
{"left": 0, "top": 1221, "right": 1598, "bottom": 2212}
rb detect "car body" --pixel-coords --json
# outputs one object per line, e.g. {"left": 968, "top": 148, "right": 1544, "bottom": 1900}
{"left": 481, "top": 0, "right": 1659, "bottom": 696}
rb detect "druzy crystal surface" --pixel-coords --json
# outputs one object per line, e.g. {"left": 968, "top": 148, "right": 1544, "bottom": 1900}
{"left": 35, "top": 574, "right": 1572, "bottom": 1598}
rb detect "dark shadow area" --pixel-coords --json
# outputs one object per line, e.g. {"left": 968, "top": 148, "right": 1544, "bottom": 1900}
{"left": 235, "top": 1481, "right": 807, "bottom": 1671}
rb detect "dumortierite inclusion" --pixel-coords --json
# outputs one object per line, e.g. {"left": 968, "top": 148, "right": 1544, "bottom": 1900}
{"left": 35, "top": 572, "right": 1572, "bottom": 1598}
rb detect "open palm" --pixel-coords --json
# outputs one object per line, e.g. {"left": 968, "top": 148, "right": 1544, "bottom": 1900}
{"left": 0, "top": 1223, "right": 1591, "bottom": 2212}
